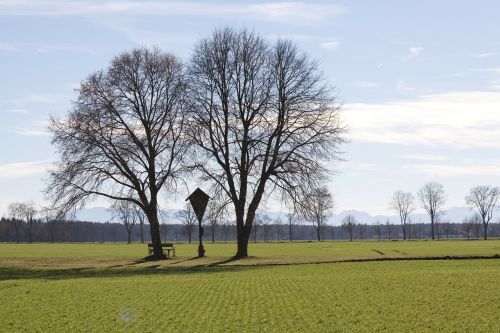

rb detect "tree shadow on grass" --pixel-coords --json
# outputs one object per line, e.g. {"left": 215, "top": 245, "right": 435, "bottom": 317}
{"left": 1, "top": 254, "right": 498, "bottom": 282}
{"left": 0, "top": 264, "right": 255, "bottom": 281}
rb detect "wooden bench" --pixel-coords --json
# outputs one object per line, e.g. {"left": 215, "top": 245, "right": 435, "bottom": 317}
{"left": 148, "top": 243, "right": 176, "bottom": 257}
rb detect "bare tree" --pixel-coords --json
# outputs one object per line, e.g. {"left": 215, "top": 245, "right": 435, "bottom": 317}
{"left": 111, "top": 201, "right": 138, "bottom": 244}
{"left": 418, "top": 182, "right": 446, "bottom": 240}
{"left": 187, "top": 28, "right": 344, "bottom": 257}
{"left": 205, "top": 199, "right": 228, "bottom": 243}
{"left": 17, "top": 201, "right": 37, "bottom": 243}
{"left": 471, "top": 213, "right": 481, "bottom": 239}
{"left": 386, "top": 219, "right": 394, "bottom": 240}
{"left": 407, "top": 217, "right": 412, "bottom": 240}
{"left": 176, "top": 204, "right": 197, "bottom": 243}
{"left": 286, "top": 212, "right": 297, "bottom": 242}
{"left": 136, "top": 207, "right": 147, "bottom": 244}
{"left": 461, "top": 217, "right": 474, "bottom": 240}
{"left": 160, "top": 222, "right": 169, "bottom": 242}
{"left": 465, "top": 185, "right": 499, "bottom": 240}
{"left": 8, "top": 202, "right": 24, "bottom": 243}
{"left": 374, "top": 221, "right": 382, "bottom": 240}
{"left": 46, "top": 47, "right": 188, "bottom": 259}
{"left": 341, "top": 215, "right": 356, "bottom": 241}
{"left": 45, "top": 215, "right": 56, "bottom": 243}
{"left": 300, "top": 187, "right": 334, "bottom": 241}
{"left": 274, "top": 217, "right": 285, "bottom": 242}
{"left": 41, "top": 207, "right": 66, "bottom": 243}
{"left": 221, "top": 222, "right": 233, "bottom": 242}
{"left": 389, "top": 190, "right": 415, "bottom": 240}
{"left": 260, "top": 214, "right": 272, "bottom": 242}
{"left": 357, "top": 223, "right": 366, "bottom": 240}
{"left": 252, "top": 218, "right": 260, "bottom": 243}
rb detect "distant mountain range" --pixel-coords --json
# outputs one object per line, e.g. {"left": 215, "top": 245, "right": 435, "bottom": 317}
{"left": 75, "top": 206, "right": 490, "bottom": 225}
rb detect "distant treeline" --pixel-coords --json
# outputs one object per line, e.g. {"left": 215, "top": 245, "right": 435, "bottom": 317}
{"left": 1, "top": 218, "right": 499, "bottom": 243}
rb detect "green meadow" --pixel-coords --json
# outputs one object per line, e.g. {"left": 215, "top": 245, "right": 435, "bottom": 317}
{"left": 0, "top": 241, "right": 499, "bottom": 332}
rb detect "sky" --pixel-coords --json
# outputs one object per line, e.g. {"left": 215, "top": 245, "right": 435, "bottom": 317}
{"left": 1, "top": 0, "right": 500, "bottom": 217}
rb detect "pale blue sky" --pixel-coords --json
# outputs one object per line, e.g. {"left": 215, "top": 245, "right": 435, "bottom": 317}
{"left": 1, "top": 1, "right": 500, "bottom": 216}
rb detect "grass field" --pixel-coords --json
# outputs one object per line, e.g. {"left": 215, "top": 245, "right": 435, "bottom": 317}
{"left": 1, "top": 241, "right": 499, "bottom": 332}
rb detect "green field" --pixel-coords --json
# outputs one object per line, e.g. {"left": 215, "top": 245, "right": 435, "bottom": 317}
{"left": 1, "top": 241, "right": 499, "bottom": 332}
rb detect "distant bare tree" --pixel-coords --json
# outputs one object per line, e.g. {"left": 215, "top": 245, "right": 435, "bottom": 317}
{"left": 386, "top": 219, "right": 394, "bottom": 240}
{"left": 221, "top": 222, "right": 233, "bottom": 243}
{"left": 274, "top": 217, "right": 285, "bottom": 242}
{"left": 286, "top": 212, "right": 297, "bottom": 242}
{"left": 461, "top": 217, "right": 474, "bottom": 240}
{"left": 45, "top": 216, "right": 56, "bottom": 243}
{"left": 443, "top": 221, "right": 454, "bottom": 239}
{"left": 300, "top": 187, "right": 334, "bottom": 241}
{"left": 160, "top": 222, "right": 169, "bottom": 242}
{"left": 341, "top": 215, "right": 356, "bottom": 241}
{"left": 471, "top": 213, "right": 481, "bottom": 239}
{"left": 260, "top": 214, "right": 272, "bottom": 242}
{"left": 111, "top": 201, "right": 137, "bottom": 244}
{"left": 46, "top": 47, "right": 188, "bottom": 259}
{"left": 328, "top": 225, "right": 335, "bottom": 240}
{"left": 418, "top": 182, "right": 446, "bottom": 240}
{"left": 205, "top": 199, "right": 228, "bottom": 243}
{"left": 136, "top": 208, "right": 146, "bottom": 244}
{"left": 389, "top": 190, "right": 415, "bottom": 240}
{"left": 252, "top": 218, "right": 260, "bottom": 243}
{"left": 176, "top": 204, "right": 197, "bottom": 243}
{"left": 187, "top": 27, "right": 344, "bottom": 257}
{"left": 374, "top": 221, "right": 382, "bottom": 240}
{"left": 407, "top": 217, "right": 412, "bottom": 240}
{"left": 8, "top": 202, "right": 24, "bottom": 243}
{"left": 13, "top": 201, "right": 37, "bottom": 243}
{"left": 357, "top": 223, "right": 366, "bottom": 240}
{"left": 41, "top": 207, "right": 65, "bottom": 243}
{"left": 465, "top": 185, "right": 499, "bottom": 240}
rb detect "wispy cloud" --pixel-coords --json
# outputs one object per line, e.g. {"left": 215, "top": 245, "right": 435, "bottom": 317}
{"left": 395, "top": 80, "right": 415, "bottom": 93}
{"left": 403, "top": 46, "right": 424, "bottom": 61}
{"left": 16, "top": 128, "right": 51, "bottom": 137}
{"left": 320, "top": 40, "right": 340, "bottom": 49}
{"left": 0, "top": 1, "right": 347, "bottom": 24}
{"left": 338, "top": 162, "right": 380, "bottom": 177}
{"left": 248, "top": 3, "right": 347, "bottom": 23}
{"left": 15, "top": 120, "right": 50, "bottom": 137}
{"left": 409, "top": 46, "right": 424, "bottom": 56}
{"left": 403, "top": 162, "right": 500, "bottom": 177}
{"left": 343, "top": 90, "right": 500, "bottom": 148}
{"left": 0, "top": 161, "right": 48, "bottom": 179}
{"left": 475, "top": 52, "right": 495, "bottom": 58}
{"left": 6, "top": 108, "right": 28, "bottom": 114}
{"left": 7, "top": 92, "right": 70, "bottom": 109}
{"left": 0, "top": 42, "right": 18, "bottom": 52}
{"left": 400, "top": 154, "right": 449, "bottom": 161}
{"left": 354, "top": 81, "right": 378, "bottom": 88}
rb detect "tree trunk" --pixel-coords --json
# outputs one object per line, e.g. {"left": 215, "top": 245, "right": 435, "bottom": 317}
{"left": 140, "top": 222, "right": 144, "bottom": 243}
{"left": 235, "top": 212, "right": 250, "bottom": 258}
{"left": 483, "top": 223, "right": 488, "bottom": 240}
{"left": 235, "top": 229, "right": 250, "bottom": 258}
{"left": 127, "top": 231, "right": 131, "bottom": 244}
{"left": 49, "top": 224, "right": 54, "bottom": 243}
{"left": 316, "top": 227, "right": 321, "bottom": 241}
{"left": 15, "top": 228, "right": 20, "bottom": 244}
{"left": 146, "top": 207, "right": 165, "bottom": 259}
{"left": 430, "top": 215, "right": 435, "bottom": 240}
{"left": 28, "top": 224, "right": 33, "bottom": 243}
